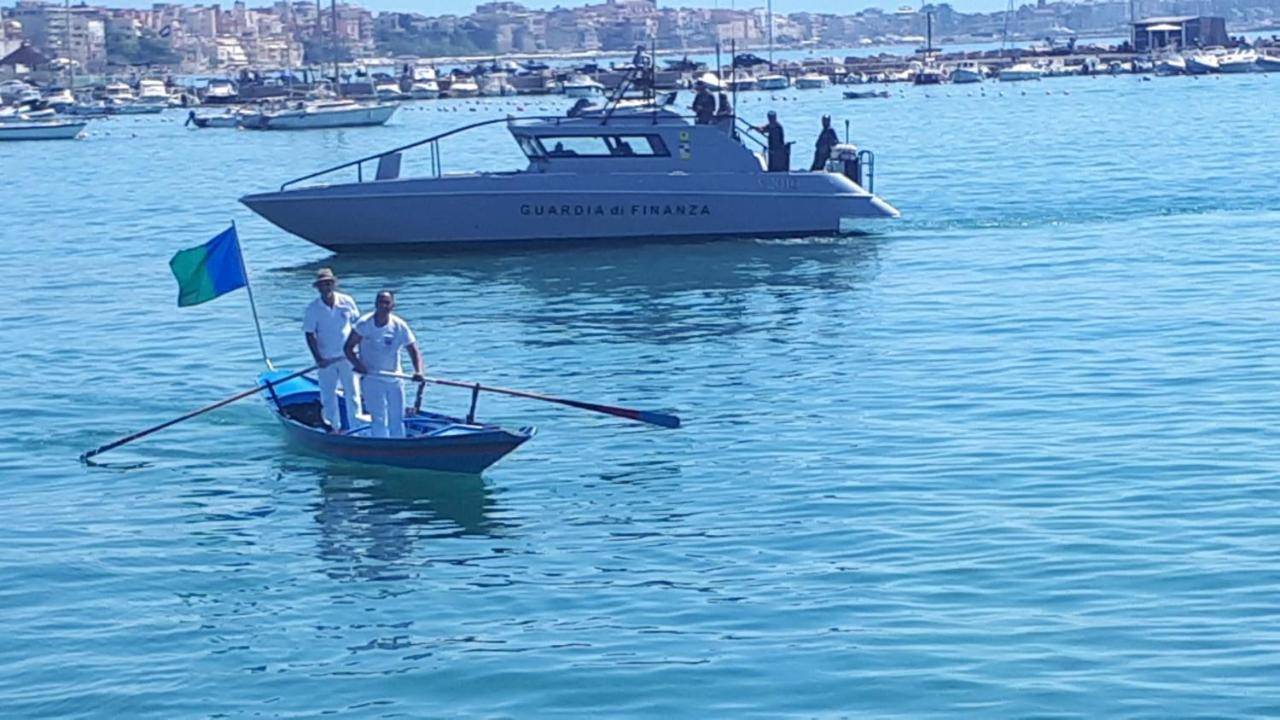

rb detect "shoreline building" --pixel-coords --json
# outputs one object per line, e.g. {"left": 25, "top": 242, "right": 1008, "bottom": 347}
{"left": 1131, "top": 16, "right": 1227, "bottom": 53}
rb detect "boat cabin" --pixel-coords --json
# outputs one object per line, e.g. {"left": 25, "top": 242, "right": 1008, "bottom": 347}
{"left": 507, "top": 107, "right": 764, "bottom": 174}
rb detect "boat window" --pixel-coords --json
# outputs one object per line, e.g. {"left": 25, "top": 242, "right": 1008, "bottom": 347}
{"left": 535, "top": 135, "right": 669, "bottom": 158}
{"left": 515, "top": 135, "right": 544, "bottom": 158}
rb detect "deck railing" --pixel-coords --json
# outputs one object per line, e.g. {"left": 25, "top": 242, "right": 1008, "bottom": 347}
{"left": 279, "top": 116, "right": 516, "bottom": 190}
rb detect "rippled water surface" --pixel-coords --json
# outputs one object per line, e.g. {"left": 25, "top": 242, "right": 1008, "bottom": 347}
{"left": 3, "top": 74, "right": 1280, "bottom": 717}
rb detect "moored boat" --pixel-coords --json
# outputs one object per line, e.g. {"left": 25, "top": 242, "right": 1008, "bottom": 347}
{"left": 999, "top": 63, "right": 1043, "bottom": 81}
{"left": 756, "top": 73, "right": 789, "bottom": 90}
{"left": 239, "top": 98, "right": 397, "bottom": 130}
{"left": 949, "top": 62, "right": 985, "bottom": 84}
{"left": 1217, "top": 51, "right": 1257, "bottom": 73}
{"left": 562, "top": 74, "right": 606, "bottom": 98}
{"left": 1185, "top": 52, "right": 1221, "bottom": 74}
{"left": 259, "top": 369, "right": 534, "bottom": 474}
{"left": 0, "top": 120, "right": 86, "bottom": 141}
{"left": 794, "top": 73, "right": 830, "bottom": 89}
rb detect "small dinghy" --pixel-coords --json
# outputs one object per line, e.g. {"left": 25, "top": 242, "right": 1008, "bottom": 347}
{"left": 843, "top": 90, "right": 890, "bottom": 100}
{"left": 259, "top": 369, "right": 535, "bottom": 474}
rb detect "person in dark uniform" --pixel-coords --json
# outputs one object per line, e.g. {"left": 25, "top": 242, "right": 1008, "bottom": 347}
{"left": 714, "top": 89, "right": 734, "bottom": 132}
{"left": 810, "top": 115, "right": 840, "bottom": 171}
{"left": 755, "top": 111, "right": 787, "bottom": 172}
{"left": 691, "top": 82, "right": 716, "bottom": 125}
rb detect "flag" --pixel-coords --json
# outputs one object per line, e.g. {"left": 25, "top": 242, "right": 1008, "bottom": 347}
{"left": 169, "top": 225, "right": 247, "bottom": 307}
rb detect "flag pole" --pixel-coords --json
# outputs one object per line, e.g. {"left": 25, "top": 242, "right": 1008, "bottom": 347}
{"left": 232, "top": 220, "right": 273, "bottom": 370}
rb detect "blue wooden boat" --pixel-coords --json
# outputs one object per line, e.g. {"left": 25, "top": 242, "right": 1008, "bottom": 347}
{"left": 258, "top": 369, "right": 535, "bottom": 474}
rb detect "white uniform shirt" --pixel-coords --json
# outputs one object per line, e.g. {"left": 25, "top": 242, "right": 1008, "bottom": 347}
{"left": 303, "top": 292, "right": 361, "bottom": 360}
{"left": 353, "top": 312, "right": 417, "bottom": 374}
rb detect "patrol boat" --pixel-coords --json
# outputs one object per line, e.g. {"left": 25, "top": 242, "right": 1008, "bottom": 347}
{"left": 240, "top": 64, "right": 899, "bottom": 251}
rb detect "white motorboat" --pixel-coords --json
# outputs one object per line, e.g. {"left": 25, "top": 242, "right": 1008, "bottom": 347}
{"left": 1155, "top": 55, "right": 1187, "bottom": 75}
{"left": 446, "top": 76, "right": 480, "bottom": 98}
{"left": 756, "top": 73, "right": 789, "bottom": 90}
{"left": 949, "top": 62, "right": 985, "bottom": 84}
{"left": 480, "top": 74, "right": 516, "bottom": 97}
{"left": 203, "top": 79, "right": 239, "bottom": 104}
{"left": 0, "top": 120, "right": 86, "bottom": 141}
{"left": 1185, "top": 52, "right": 1221, "bottom": 74}
{"left": 724, "top": 71, "right": 757, "bottom": 92}
{"left": 1217, "top": 51, "right": 1257, "bottom": 73}
{"left": 239, "top": 98, "right": 398, "bottom": 130}
{"left": 408, "top": 66, "right": 440, "bottom": 99}
{"left": 185, "top": 106, "right": 253, "bottom": 128}
{"left": 0, "top": 79, "right": 38, "bottom": 104}
{"left": 998, "top": 63, "right": 1043, "bottom": 82}
{"left": 43, "top": 86, "right": 76, "bottom": 110}
{"left": 408, "top": 81, "right": 440, "bottom": 99}
{"left": 102, "top": 81, "right": 135, "bottom": 102}
{"left": 240, "top": 98, "right": 898, "bottom": 251}
{"left": 794, "top": 73, "right": 830, "bottom": 89}
{"left": 0, "top": 105, "right": 57, "bottom": 122}
{"left": 374, "top": 78, "right": 405, "bottom": 101}
{"left": 136, "top": 78, "right": 169, "bottom": 107}
{"left": 106, "top": 97, "right": 164, "bottom": 114}
{"left": 562, "top": 74, "right": 606, "bottom": 98}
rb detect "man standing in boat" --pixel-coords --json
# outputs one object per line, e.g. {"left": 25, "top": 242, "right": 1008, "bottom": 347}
{"left": 344, "top": 291, "right": 425, "bottom": 439}
{"left": 755, "top": 111, "right": 787, "bottom": 172}
{"left": 810, "top": 115, "right": 840, "bottom": 171}
{"left": 691, "top": 81, "right": 716, "bottom": 125}
{"left": 304, "top": 268, "right": 362, "bottom": 433}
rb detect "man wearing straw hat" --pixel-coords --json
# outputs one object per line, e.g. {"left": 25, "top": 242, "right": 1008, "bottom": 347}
{"left": 303, "top": 268, "right": 363, "bottom": 432}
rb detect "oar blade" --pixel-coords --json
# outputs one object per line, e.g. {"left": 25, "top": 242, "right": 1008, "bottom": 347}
{"left": 635, "top": 410, "right": 682, "bottom": 429}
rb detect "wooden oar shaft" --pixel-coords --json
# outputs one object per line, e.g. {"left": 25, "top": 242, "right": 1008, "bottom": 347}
{"left": 372, "top": 371, "right": 681, "bottom": 429}
{"left": 81, "top": 365, "right": 318, "bottom": 462}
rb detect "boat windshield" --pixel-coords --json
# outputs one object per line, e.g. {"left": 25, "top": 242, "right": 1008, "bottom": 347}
{"left": 528, "top": 134, "right": 669, "bottom": 158}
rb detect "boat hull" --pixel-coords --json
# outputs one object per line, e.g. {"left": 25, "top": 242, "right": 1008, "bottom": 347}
{"left": 0, "top": 121, "right": 85, "bottom": 140}
{"left": 246, "top": 103, "right": 397, "bottom": 130}
{"left": 242, "top": 172, "right": 899, "bottom": 250}
{"left": 261, "top": 371, "right": 533, "bottom": 474}
{"left": 950, "top": 69, "right": 983, "bottom": 83}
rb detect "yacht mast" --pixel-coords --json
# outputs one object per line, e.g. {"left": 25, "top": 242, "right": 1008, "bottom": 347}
{"left": 64, "top": 0, "right": 73, "bottom": 93}
{"left": 767, "top": 0, "right": 773, "bottom": 66}
{"left": 331, "top": 0, "right": 340, "bottom": 97}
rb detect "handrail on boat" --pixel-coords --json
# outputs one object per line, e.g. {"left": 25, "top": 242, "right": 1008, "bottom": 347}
{"left": 279, "top": 116, "right": 516, "bottom": 190}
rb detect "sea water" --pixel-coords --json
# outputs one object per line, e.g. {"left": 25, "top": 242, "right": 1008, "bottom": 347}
{"left": 2, "top": 73, "right": 1279, "bottom": 717}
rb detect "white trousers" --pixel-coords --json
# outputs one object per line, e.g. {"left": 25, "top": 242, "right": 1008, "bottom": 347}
{"left": 363, "top": 377, "right": 405, "bottom": 438}
{"left": 317, "top": 359, "right": 361, "bottom": 431}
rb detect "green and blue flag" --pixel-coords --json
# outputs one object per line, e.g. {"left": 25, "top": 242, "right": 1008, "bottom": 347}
{"left": 169, "top": 225, "right": 247, "bottom": 307}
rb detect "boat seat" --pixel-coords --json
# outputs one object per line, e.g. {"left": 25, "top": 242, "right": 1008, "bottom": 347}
{"left": 281, "top": 399, "right": 328, "bottom": 429}
{"left": 375, "top": 152, "right": 401, "bottom": 180}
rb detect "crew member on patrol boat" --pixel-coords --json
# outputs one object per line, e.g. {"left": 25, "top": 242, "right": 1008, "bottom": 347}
{"left": 691, "top": 82, "right": 716, "bottom": 125}
{"left": 303, "top": 268, "right": 362, "bottom": 432}
{"left": 754, "top": 110, "right": 787, "bottom": 172}
{"left": 344, "top": 291, "right": 425, "bottom": 439}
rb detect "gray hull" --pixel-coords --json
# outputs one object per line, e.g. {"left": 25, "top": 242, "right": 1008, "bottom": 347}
{"left": 242, "top": 172, "right": 897, "bottom": 250}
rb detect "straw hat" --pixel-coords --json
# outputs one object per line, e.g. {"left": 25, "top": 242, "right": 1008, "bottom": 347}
{"left": 313, "top": 268, "right": 337, "bottom": 286}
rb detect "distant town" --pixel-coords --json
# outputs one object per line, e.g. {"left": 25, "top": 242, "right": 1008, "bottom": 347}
{"left": 1, "top": 0, "right": 1278, "bottom": 73}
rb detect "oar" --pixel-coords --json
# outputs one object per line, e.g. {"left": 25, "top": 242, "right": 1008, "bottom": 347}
{"left": 373, "top": 371, "right": 681, "bottom": 429}
{"left": 81, "top": 365, "right": 319, "bottom": 463}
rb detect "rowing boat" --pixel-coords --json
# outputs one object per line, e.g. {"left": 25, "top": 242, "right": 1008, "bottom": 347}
{"left": 258, "top": 369, "right": 535, "bottom": 474}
